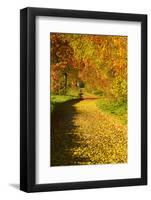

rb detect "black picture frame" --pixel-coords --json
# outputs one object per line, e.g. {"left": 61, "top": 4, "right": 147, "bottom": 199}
{"left": 20, "top": 7, "right": 147, "bottom": 192}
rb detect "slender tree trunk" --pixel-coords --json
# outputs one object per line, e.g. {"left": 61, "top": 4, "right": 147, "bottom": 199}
{"left": 64, "top": 73, "right": 67, "bottom": 94}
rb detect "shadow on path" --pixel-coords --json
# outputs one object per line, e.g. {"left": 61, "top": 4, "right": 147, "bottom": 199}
{"left": 51, "top": 99, "right": 90, "bottom": 166}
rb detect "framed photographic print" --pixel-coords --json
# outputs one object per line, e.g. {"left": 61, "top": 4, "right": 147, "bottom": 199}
{"left": 20, "top": 7, "right": 147, "bottom": 192}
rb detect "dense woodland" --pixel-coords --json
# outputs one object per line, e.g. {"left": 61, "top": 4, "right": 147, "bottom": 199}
{"left": 50, "top": 33, "right": 127, "bottom": 102}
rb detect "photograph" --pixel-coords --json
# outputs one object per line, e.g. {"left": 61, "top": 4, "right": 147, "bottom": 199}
{"left": 20, "top": 7, "right": 147, "bottom": 192}
{"left": 50, "top": 33, "right": 128, "bottom": 166}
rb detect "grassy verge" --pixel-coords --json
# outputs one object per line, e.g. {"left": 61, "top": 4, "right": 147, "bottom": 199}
{"left": 51, "top": 94, "right": 79, "bottom": 112}
{"left": 97, "top": 97, "right": 127, "bottom": 125}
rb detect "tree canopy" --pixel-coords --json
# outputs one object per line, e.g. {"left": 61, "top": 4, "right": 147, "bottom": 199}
{"left": 50, "top": 33, "right": 127, "bottom": 102}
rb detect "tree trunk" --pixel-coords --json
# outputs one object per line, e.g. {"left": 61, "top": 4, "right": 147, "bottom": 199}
{"left": 64, "top": 73, "right": 67, "bottom": 94}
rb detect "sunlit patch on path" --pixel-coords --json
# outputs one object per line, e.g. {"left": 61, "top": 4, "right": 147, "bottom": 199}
{"left": 51, "top": 98, "right": 127, "bottom": 166}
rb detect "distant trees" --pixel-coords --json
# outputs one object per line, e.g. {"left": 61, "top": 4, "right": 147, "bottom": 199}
{"left": 50, "top": 33, "right": 127, "bottom": 102}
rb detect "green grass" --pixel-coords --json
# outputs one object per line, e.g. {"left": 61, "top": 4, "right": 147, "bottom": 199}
{"left": 51, "top": 94, "right": 79, "bottom": 112}
{"left": 97, "top": 97, "right": 127, "bottom": 124}
{"left": 66, "top": 89, "right": 80, "bottom": 97}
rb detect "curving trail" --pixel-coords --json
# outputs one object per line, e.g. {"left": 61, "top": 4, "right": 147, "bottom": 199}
{"left": 51, "top": 98, "right": 127, "bottom": 166}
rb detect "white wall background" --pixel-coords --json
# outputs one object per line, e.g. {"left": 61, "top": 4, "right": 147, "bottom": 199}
{"left": 0, "top": 0, "right": 150, "bottom": 199}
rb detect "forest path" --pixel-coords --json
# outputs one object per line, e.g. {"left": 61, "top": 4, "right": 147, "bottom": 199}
{"left": 51, "top": 98, "right": 127, "bottom": 166}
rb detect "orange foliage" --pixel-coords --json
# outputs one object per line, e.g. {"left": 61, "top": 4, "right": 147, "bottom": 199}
{"left": 50, "top": 33, "right": 127, "bottom": 100}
